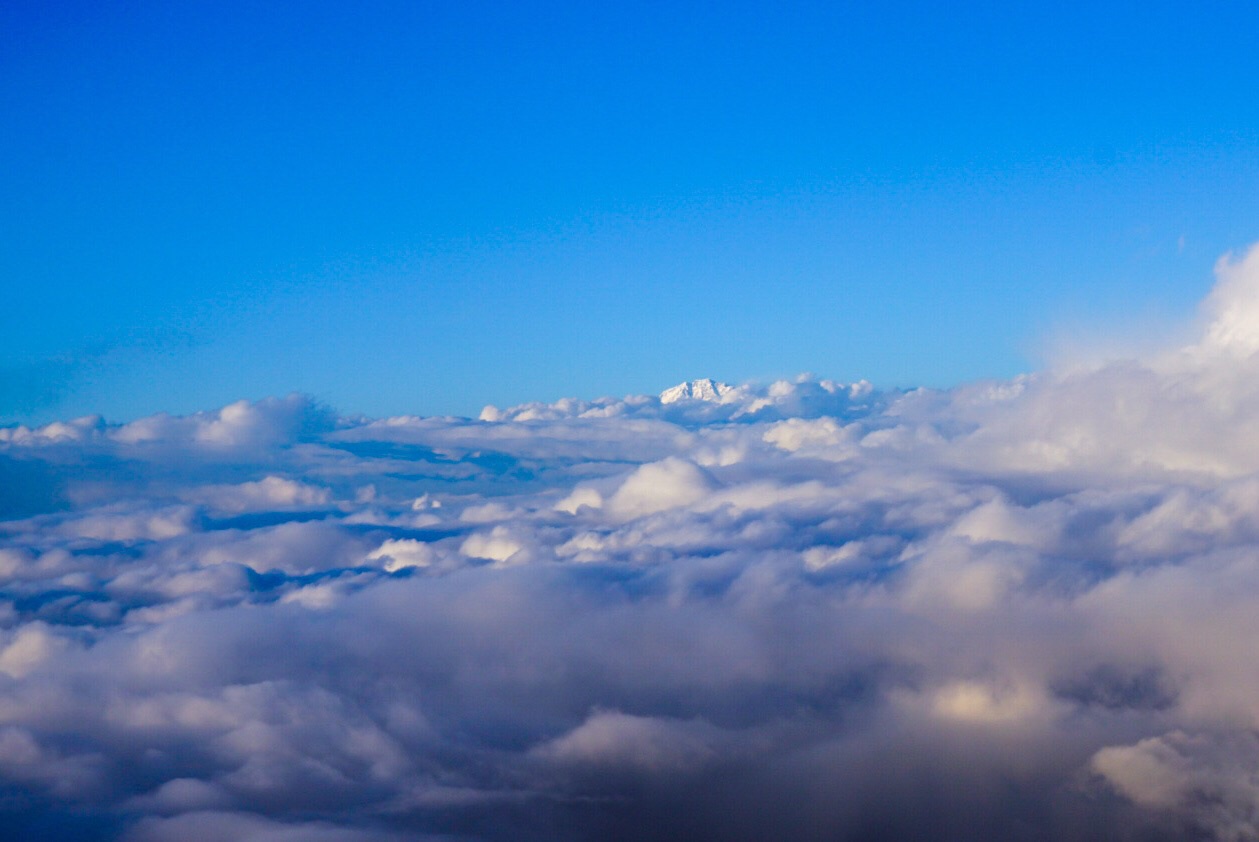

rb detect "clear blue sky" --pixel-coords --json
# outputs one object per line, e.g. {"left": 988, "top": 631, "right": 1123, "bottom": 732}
{"left": 4, "top": 1, "right": 1259, "bottom": 423}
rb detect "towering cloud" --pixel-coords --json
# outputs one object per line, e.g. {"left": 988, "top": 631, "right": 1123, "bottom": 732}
{"left": 5, "top": 247, "right": 1259, "bottom": 840}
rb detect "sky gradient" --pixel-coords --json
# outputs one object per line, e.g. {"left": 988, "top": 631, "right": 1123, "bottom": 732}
{"left": 4, "top": 1, "right": 1259, "bottom": 422}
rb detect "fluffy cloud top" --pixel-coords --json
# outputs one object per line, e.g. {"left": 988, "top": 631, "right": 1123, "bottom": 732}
{"left": 7, "top": 246, "right": 1259, "bottom": 840}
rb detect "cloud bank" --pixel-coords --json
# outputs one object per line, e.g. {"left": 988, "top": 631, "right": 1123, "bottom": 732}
{"left": 7, "top": 247, "right": 1259, "bottom": 840}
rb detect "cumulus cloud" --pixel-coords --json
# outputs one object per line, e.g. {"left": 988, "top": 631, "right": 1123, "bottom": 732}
{"left": 182, "top": 477, "right": 332, "bottom": 514}
{"left": 605, "top": 457, "right": 716, "bottom": 521}
{"left": 8, "top": 246, "right": 1259, "bottom": 839}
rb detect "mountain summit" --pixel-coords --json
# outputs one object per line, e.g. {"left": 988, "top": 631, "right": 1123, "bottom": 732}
{"left": 659, "top": 378, "right": 737, "bottom": 404}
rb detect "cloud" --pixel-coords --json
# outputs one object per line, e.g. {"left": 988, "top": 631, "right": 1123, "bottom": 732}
{"left": 6, "top": 246, "right": 1259, "bottom": 838}
{"left": 1198, "top": 244, "right": 1259, "bottom": 357}
{"left": 182, "top": 477, "right": 332, "bottom": 515}
{"left": 1093, "top": 731, "right": 1259, "bottom": 840}
{"left": 605, "top": 457, "right": 716, "bottom": 521}
{"left": 123, "top": 811, "right": 409, "bottom": 842}
{"left": 532, "top": 710, "right": 722, "bottom": 775}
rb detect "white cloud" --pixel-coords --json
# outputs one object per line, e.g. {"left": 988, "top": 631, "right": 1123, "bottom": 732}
{"left": 366, "top": 539, "right": 437, "bottom": 572}
{"left": 606, "top": 457, "right": 715, "bottom": 521}
{"left": 553, "top": 486, "right": 603, "bottom": 514}
{"left": 1197, "top": 243, "right": 1259, "bottom": 357}
{"left": 184, "top": 477, "right": 331, "bottom": 514}
{"left": 459, "top": 527, "right": 525, "bottom": 563}
{"left": 0, "top": 623, "right": 70, "bottom": 678}
{"left": 7, "top": 245, "right": 1259, "bottom": 838}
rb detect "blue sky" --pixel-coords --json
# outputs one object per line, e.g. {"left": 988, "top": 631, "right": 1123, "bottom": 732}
{"left": 4, "top": 0, "right": 1258, "bottom": 423}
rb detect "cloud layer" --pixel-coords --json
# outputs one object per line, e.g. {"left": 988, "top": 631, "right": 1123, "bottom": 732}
{"left": 7, "top": 247, "right": 1259, "bottom": 840}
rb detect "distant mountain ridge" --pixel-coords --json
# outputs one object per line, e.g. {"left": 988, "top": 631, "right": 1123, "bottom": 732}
{"left": 478, "top": 375, "right": 882, "bottom": 424}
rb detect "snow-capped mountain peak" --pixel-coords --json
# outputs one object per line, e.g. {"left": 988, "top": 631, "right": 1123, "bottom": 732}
{"left": 659, "top": 378, "right": 737, "bottom": 404}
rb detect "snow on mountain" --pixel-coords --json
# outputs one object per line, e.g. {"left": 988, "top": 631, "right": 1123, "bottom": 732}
{"left": 659, "top": 378, "right": 739, "bottom": 404}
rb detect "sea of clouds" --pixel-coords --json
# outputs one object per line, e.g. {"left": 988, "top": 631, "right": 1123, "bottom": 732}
{"left": 6, "top": 247, "right": 1259, "bottom": 840}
